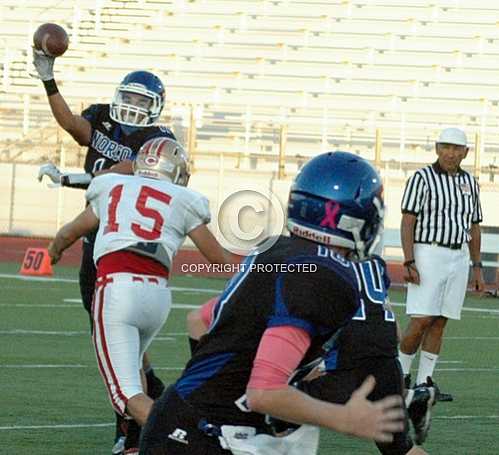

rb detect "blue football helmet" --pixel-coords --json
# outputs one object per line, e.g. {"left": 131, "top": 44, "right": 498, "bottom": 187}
{"left": 287, "top": 151, "right": 384, "bottom": 258}
{"left": 110, "top": 71, "right": 165, "bottom": 127}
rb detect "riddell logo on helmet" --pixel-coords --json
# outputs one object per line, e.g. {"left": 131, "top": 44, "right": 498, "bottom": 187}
{"left": 290, "top": 224, "right": 333, "bottom": 245}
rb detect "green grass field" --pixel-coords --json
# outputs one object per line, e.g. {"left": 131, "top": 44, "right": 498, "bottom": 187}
{"left": 1, "top": 261, "right": 498, "bottom": 454}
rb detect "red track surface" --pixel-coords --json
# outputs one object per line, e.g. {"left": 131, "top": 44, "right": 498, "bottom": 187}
{"left": 0, "top": 236, "right": 407, "bottom": 283}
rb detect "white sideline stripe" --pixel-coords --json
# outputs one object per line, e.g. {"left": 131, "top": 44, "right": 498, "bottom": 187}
{"left": 0, "top": 329, "right": 181, "bottom": 341}
{"left": 435, "top": 368, "right": 499, "bottom": 372}
{"left": 0, "top": 329, "right": 87, "bottom": 336}
{"left": 0, "top": 273, "right": 221, "bottom": 294}
{"left": 3, "top": 300, "right": 498, "bottom": 317}
{"left": 0, "top": 304, "right": 78, "bottom": 308}
{"left": 1, "top": 272, "right": 498, "bottom": 314}
{"left": 390, "top": 301, "right": 499, "bottom": 315}
{"left": 0, "top": 364, "right": 494, "bottom": 373}
{"left": 0, "top": 273, "right": 77, "bottom": 283}
{"left": 445, "top": 337, "right": 499, "bottom": 340}
{"left": 2, "top": 415, "right": 499, "bottom": 431}
{"left": 434, "top": 415, "right": 499, "bottom": 420}
{"left": 0, "top": 423, "right": 114, "bottom": 431}
{"left": 0, "top": 330, "right": 491, "bottom": 346}
{"left": 0, "top": 364, "right": 184, "bottom": 370}
{"left": 0, "top": 364, "right": 87, "bottom": 368}
{"left": 0, "top": 302, "right": 204, "bottom": 309}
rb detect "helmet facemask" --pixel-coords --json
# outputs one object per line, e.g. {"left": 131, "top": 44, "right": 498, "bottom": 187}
{"left": 111, "top": 84, "right": 163, "bottom": 126}
{"left": 339, "top": 196, "right": 384, "bottom": 260}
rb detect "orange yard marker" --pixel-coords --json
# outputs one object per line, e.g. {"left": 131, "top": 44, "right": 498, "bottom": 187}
{"left": 19, "top": 248, "right": 53, "bottom": 276}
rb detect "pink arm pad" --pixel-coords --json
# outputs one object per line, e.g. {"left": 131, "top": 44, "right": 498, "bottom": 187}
{"left": 200, "top": 296, "right": 219, "bottom": 328}
{"left": 247, "top": 326, "right": 311, "bottom": 390}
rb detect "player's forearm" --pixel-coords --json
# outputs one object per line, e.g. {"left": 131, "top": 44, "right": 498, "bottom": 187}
{"left": 49, "top": 223, "right": 81, "bottom": 257}
{"left": 469, "top": 223, "right": 482, "bottom": 263}
{"left": 400, "top": 214, "right": 416, "bottom": 261}
{"left": 246, "top": 386, "right": 350, "bottom": 433}
{"left": 49, "top": 207, "right": 98, "bottom": 261}
{"left": 189, "top": 225, "right": 234, "bottom": 265}
{"left": 46, "top": 92, "right": 91, "bottom": 145}
{"left": 47, "top": 92, "right": 77, "bottom": 131}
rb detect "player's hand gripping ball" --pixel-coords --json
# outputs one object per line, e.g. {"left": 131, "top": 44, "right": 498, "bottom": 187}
{"left": 33, "top": 23, "right": 69, "bottom": 57}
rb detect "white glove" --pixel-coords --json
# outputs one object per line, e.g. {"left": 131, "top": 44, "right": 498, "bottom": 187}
{"left": 32, "top": 48, "right": 55, "bottom": 81}
{"left": 38, "top": 163, "right": 62, "bottom": 184}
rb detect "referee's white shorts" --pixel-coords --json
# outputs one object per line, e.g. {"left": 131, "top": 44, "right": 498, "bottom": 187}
{"left": 406, "top": 243, "right": 470, "bottom": 320}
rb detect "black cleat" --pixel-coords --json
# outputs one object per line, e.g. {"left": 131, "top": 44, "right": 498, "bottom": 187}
{"left": 408, "top": 384, "right": 436, "bottom": 445}
{"left": 425, "top": 376, "right": 454, "bottom": 402}
{"left": 117, "top": 419, "right": 140, "bottom": 455}
{"left": 112, "top": 413, "right": 127, "bottom": 454}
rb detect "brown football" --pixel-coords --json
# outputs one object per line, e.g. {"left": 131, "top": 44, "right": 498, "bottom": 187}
{"left": 33, "top": 23, "right": 69, "bottom": 57}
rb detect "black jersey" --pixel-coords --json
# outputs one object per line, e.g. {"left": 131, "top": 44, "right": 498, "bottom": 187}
{"left": 323, "top": 256, "right": 398, "bottom": 371}
{"left": 174, "top": 236, "right": 360, "bottom": 429}
{"left": 81, "top": 104, "right": 176, "bottom": 175}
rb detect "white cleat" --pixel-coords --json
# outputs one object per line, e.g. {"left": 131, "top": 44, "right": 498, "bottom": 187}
{"left": 111, "top": 436, "right": 126, "bottom": 454}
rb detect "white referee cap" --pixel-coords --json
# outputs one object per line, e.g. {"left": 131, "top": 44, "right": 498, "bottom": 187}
{"left": 437, "top": 127, "right": 467, "bottom": 146}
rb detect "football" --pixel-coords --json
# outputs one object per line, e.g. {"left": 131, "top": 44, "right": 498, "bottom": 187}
{"left": 33, "top": 23, "right": 69, "bottom": 57}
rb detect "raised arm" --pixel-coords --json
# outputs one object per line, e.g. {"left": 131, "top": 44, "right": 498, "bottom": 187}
{"left": 32, "top": 49, "right": 91, "bottom": 146}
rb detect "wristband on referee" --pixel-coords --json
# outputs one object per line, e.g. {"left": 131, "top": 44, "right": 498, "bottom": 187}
{"left": 42, "top": 79, "right": 59, "bottom": 96}
{"left": 403, "top": 259, "right": 416, "bottom": 267}
{"left": 472, "top": 261, "right": 483, "bottom": 269}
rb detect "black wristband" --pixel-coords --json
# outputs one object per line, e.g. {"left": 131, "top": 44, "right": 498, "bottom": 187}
{"left": 43, "top": 79, "right": 59, "bottom": 96}
{"left": 60, "top": 173, "right": 93, "bottom": 189}
{"left": 403, "top": 259, "right": 416, "bottom": 267}
{"left": 472, "top": 261, "right": 483, "bottom": 269}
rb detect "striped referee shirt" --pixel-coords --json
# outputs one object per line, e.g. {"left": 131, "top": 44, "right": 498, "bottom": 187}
{"left": 401, "top": 161, "right": 483, "bottom": 246}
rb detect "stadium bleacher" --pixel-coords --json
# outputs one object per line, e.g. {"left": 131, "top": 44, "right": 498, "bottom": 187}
{"left": 1, "top": 0, "right": 499, "bottom": 177}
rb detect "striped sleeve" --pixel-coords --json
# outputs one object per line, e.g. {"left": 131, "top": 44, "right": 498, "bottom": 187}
{"left": 471, "top": 178, "right": 483, "bottom": 224}
{"left": 401, "top": 171, "right": 426, "bottom": 215}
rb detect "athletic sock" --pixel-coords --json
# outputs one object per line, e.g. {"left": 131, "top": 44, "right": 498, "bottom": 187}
{"left": 416, "top": 350, "right": 439, "bottom": 385}
{"left": 398, "top": 350, "right": 416, "bottom": 376}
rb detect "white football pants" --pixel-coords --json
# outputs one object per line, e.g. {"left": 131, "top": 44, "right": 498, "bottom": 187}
{"left": 92, "top": 272, "right": 172, "bottom": 415}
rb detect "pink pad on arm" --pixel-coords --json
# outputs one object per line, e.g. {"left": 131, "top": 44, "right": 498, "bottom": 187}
{"left": 247, "top": 326, "right": 311, "bottom": 390}
{"left": 200, "top": 296, "right": 219, "bottom": 328}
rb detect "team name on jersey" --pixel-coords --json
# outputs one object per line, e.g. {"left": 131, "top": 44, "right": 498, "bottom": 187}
{"left": 91, "top": 129, "right": 134, "bottom": 162}
{"left": 316, "top": 244, "right": 351, "bottom": 267}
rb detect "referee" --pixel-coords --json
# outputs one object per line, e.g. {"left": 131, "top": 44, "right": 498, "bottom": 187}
{"left": 397, "top": 127, "right": 484, "bottom": 400}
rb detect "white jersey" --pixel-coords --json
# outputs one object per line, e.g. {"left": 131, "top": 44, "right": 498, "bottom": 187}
{"left": 86, "top": 173, "right": 211, "bottom": 269}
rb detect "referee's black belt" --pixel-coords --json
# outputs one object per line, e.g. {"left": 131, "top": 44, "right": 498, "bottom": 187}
{"left": 415, "top": 241, "right": 463, "bottom": 250}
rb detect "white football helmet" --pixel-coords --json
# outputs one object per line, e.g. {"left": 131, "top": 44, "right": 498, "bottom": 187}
{"left": 134, "top": 137, "right": 190, "bottom": 186}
